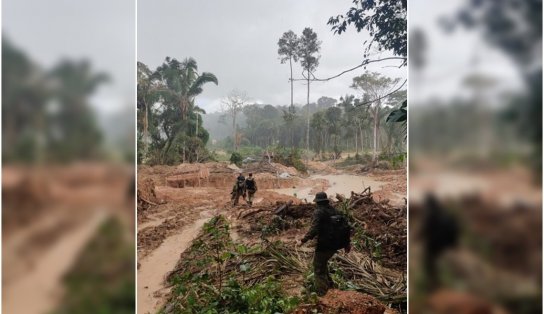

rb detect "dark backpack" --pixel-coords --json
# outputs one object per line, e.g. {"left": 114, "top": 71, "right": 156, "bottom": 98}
{"left": 245, "top": 178, "right": 255, "bottom": 191}
{"left": 326, "top": 214, "right": 352, "bottom": 251}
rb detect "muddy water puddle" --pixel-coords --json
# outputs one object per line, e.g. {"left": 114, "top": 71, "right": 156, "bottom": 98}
{"left": 272, "top": 174, "right": 385, "bottom": 200}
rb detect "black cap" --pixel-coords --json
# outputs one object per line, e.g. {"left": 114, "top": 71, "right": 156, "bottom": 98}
{"left": 313, "top": 192, "right": 329, "bottom": 203}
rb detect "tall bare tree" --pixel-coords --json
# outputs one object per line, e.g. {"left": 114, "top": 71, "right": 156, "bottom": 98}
{"left": 297, "top": 28, "right": 321, "bottom": 152}
{"left": 277, "top": 30, "right": 300, "bottom": 110}
{"left": 137, "top": 62, "right": 161, "bottom": 156}
{"left": 221, "top": 89, "right": 249, "bottom": 151}
{"left": 351, "top": 72, "right": 400, "bottom": 163}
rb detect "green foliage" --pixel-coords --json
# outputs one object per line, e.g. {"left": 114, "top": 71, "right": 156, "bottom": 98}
{"left": 272, "top": 146, "right": 307, "bottom": 173}
{"left": 165, "top": 217, "right": 300, "bottom": 314}
{"left": 52, "top": 217, "right": 134, "bottom": 314}
{"left": 138, "top": 57, "right": 217, "bottom": 165}
{"left": 386, "top": 100, "right": 407, "bottom": 123}
{"left": 236, "top": 145, "right": 264, "bottom": 159}
{"left": 387, "top": 100, "right": 407, "bottom": 142}
{"left": 230, "top": 152, "right": 243, "bottom": 166}
{"left": 351, "top": 226, "right": 383, "bottom": 261}
{"left": 335, "top": 201, "right": 384, "bottom": 260}
{"left": 3, "top": 38, "right": 107, "bottom": 163}
{"left": 298, "top": 28, "right": 321, "bottom": 73}
{"left": 277, "top": 30, "right": 300, "bottom": 64}
{"left": 166, "top": 276, "right": 300, "bottom": 314}
{"left": 352, "top": 72, "right": 401, "bottom": 95}
{"left": 207, "top": 93, "right": 405, "bottom": 159}
{"left": 328, "top": 0, "right": 407, "bottom": 58}
{"left": 338, "top": 153, "right": 374, "bottom": 167}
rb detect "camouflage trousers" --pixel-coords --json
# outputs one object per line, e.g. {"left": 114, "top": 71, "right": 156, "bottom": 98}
{"left": 231, "top": 187, "right": 245, "bottom": 206}
{"left": 246, "top": 190, "right": 256, "bottom": 205}
{"left": 313, "top": 250, "right": 335, "bottom": 296}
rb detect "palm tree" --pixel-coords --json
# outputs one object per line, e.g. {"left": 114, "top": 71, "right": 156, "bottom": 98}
{"left": 154, "top": 57, "right": 218, "bottom": 163}
{"left": 156, "top": 57, "right": 218, "bottom": 123}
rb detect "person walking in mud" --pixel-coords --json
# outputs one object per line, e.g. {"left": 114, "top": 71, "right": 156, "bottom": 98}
{"left": 231, "top": 172, "right": 246, "bottom": 206}
{"left": 421, "top": 193, "right": 459, "bottom": 291}
{"left": 299, "top": 192, "right": 352, "bottom": 296}
{"left": 245, "top": 173, "right": 257, "bottom": 206}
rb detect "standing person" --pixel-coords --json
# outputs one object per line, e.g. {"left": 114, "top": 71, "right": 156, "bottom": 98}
{"left": 245, "top": 173, "right": 258, "bottom": 206}
{"left": 300, "top": 192, "right": 352, "bottom": 296}
{"left": 421, "top": 193, "right": 459, "bottom": 291}
{"left": 231, "top": 172, "right": 246, "bottom": 206}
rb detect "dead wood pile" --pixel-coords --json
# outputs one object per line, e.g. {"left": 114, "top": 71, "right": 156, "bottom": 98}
{"left": 137, "top": 178, "right": 161, "bottom": 211}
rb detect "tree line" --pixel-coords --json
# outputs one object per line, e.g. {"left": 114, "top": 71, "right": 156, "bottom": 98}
{"left": 137, "top": 57, "right": 218, "bottom": 164}
{"left": 139, "top": 0, "right": 408, "bottom": 166}
{"left": 3, "top": 38, "right": 111, "bottom": 163}
{"left": 273, "top": 27, "right": 405, "bottom": 162}
{"left": 209, "top": 86, "right": 406, "bottom": 161}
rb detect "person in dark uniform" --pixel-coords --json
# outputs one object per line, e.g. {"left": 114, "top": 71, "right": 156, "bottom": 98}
{"left": 300, "top": 192, "right": 351, "bottom": 296}
{"left": 231, "top": 172, "right": 246, "bottom": 206}
{"left": 245, "top": 173, "right": 257, "bottom": 206}
{"left": 421, "top": 193, "right": 459, "bottom": 290}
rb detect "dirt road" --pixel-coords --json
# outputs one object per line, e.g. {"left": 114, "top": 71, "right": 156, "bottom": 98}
{"left": 137, "top": 213, "right": 212, "bottom": 314}
{"left": 2, "top": 164, "right": 134, "bottom": 314}
{"left": 137, "top": 164, "right": 406, "bottom": 313}
{"left": 3, "top": 210, "right": 107, "bottom": 314}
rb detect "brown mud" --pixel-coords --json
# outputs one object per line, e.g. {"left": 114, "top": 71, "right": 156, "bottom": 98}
{"left": 2, "top": 163, "right": 134, "bottom": 314}
{"left": 137, "top": 161, "right": 407, "bottom": 313}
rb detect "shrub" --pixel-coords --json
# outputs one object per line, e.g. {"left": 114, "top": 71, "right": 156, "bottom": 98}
{"left": 164, "top": 217, "right": 300, "bottom": 314}
{"left": 272, "top": 146, "right": 307, "bottom": 173}
{"left": 230, "top": 152, "right": 243, "bottom": 166}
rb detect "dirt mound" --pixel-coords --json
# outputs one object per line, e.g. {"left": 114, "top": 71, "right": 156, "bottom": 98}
{"left": 307, "top": 161, "right": 337, "bottom": 174}
{"left": 243, "top": 161, "right": 299, "bottom": 176}
{"left": 348, "top": 188, "right": 407, "bottom": 270}
{"left": 426, "top": 289, "right": 506, "bottom": 314}
{"left": 410, "top": 195, "right": 541, "bottom": 279}
{"left": 165, "top": 164, "right": 210, "bottom": 188}
{"left": 137, "top": 178, "right": 161, "bottom": 212}
{"left": 294, "top": 290, "right": 392, "bottom": 314}
{"left": 138, "top": 165, "right": 174, "bottom": 186}
{"left": 369, "top": 169, "right": 406, "bottom": 206}
{"left": 320, "top": 289, "right": 387, "bottom": 314}
{"left": 139, "top": 163, "right": 335, "bottom": 200}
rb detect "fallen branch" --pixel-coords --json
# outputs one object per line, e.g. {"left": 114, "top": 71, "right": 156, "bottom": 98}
{"left": 274, "top": 200, "right": 293, "bottom": 216}
{"left": 139, "top": 196, "right": 158, "bottom": 206}
{"left": 239, "top": 208, "right": 271, "bottom": 219}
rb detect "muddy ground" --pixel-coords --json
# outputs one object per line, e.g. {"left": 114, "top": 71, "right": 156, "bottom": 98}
{"left": 408, "top": 163, "right": 542, "bottom": 314}
{"left": 2, "top": 163, "right": 134, "bottom": 314}
{"left": 137, "top": 160, "right": 407, "bottom": 313}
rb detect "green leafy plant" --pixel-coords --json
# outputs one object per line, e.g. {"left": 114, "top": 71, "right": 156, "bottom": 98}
{"left": 272, "top": 146, "right": 307, "bottom": 173}
{"left": 163, "top": 216, "right": 301, "bottom": 314}
{"left": 229, "top": 151, "right": 243, "bottom": 166}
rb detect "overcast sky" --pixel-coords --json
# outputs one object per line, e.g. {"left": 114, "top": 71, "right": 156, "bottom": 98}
{"left": 138, "top": 0, "right": 407, "bottom": 113}
{"left": 4, "top": 1, "right": 518, "bottom": 114}
{"left": 409, "top": 0, "right": 522, "bottom": 104}
{"left": 3, "top": 0, "right": 135, "bottom": 114}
